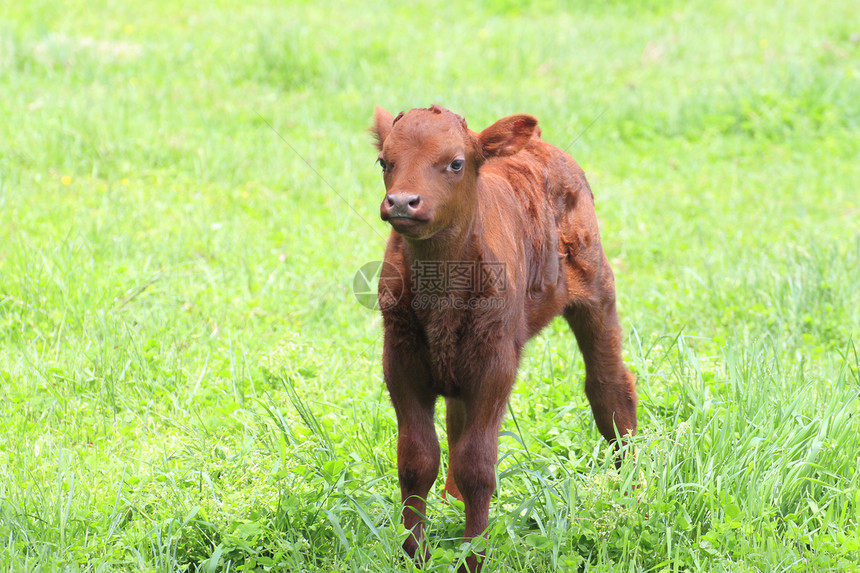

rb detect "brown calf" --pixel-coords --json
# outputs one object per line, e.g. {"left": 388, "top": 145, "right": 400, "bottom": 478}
{"left": 371, "top": 105, "right": 637, "bottom": 572}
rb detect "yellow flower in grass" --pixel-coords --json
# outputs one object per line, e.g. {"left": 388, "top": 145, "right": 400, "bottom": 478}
{"left": 121, "top": 178, "right": 130, "bottom": 186}
{"left": 61, "top": 175, "right": 72, "bottom": 186}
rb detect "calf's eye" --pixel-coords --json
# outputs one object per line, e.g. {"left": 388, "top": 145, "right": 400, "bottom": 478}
{"left": 449, "top": 159, "right": 464, "bottom": 172}
{"left": 378, "top": 158, "right": 388, "bottom": 173}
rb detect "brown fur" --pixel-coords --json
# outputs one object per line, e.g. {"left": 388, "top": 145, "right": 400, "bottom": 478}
{"left": 372, "top": 105, "right": 637, "bottom": 572}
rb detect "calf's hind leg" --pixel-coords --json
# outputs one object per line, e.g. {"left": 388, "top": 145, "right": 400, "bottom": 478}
{"left": 564, "top": 288, "right": 637, "bottom": 444}
{"left": 443, "top": 398, "right": 466, "bottom": 501}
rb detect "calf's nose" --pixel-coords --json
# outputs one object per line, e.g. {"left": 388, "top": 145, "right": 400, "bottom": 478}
{"left": 381, "top": 193, "right": 423, "bottom": 220}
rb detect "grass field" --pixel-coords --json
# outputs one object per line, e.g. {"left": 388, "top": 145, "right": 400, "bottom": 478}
{"left": 1, "top": 0, "right": 859, "bottom": 571}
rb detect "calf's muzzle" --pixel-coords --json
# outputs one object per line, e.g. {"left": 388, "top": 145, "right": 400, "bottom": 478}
{"left": 381, "top": 193, "right": 424, "bottom": 221}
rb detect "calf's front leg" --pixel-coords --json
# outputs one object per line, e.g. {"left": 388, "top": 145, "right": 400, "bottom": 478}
{"left": 447, "top": 359, "right": 517, "bottom": 572}
{"left": 383, "top": 341, "right": 440, "bottom": 560}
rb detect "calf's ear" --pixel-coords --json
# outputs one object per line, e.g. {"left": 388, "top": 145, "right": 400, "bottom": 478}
{"left": 478, "top": 114, "right": 538, "bottom": 158}
{"left": 371, "top": 106, "right": 395, "bottom": 151}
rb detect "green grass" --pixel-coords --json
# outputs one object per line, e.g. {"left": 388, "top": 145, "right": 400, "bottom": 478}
{"left": 1, "top": 0, "right": 859, "bottom": 571}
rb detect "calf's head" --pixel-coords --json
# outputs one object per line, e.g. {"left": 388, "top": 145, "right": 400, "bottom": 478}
{"left": 372, "top": 105, "right": 538, "bottom": 241}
